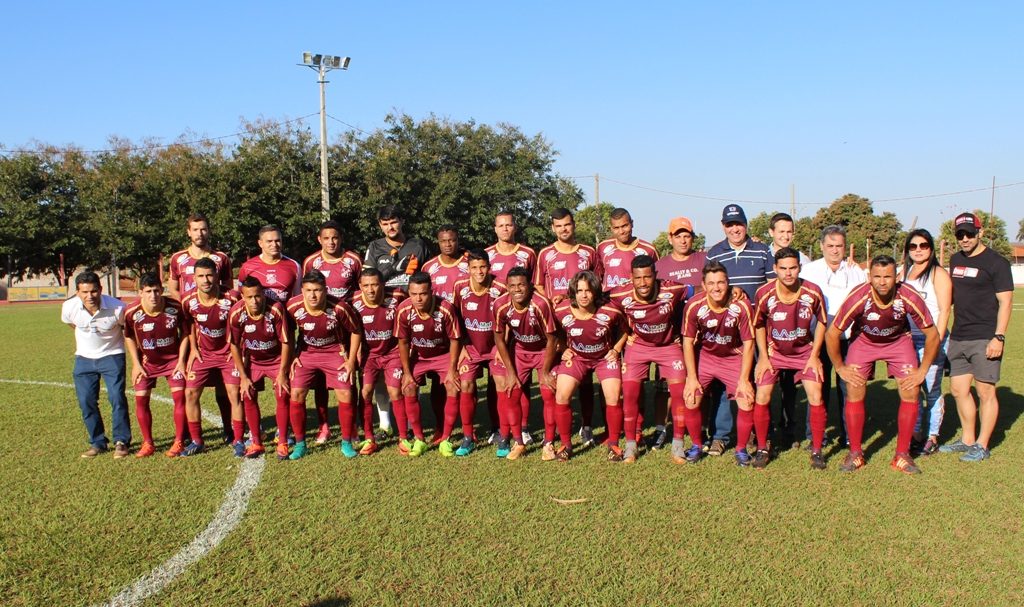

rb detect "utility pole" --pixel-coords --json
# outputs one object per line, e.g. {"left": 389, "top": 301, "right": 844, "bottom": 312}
{"left": 989, "top": 176, "right": 996, "bottom": 247}
{"left": 300, "top": 52, "right": 351, "bottom": 220}
{"left": 790, "top": 183, "right": 796, "bottom": 218}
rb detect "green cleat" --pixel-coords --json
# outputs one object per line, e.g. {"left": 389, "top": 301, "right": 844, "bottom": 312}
{"left": 455, "top": 437, "right": 475, "bottom": 457}
{"left": 288, "top": 441, "right": 308, "bottom": 461}
{"left": 398, "top": 439, "right": 412, "bottom": 455}
{"left": 409, "top": 439, "right": 428, "bottom": 457}
{"left": 340, "top": 440, "right": 358, "bottom": 458}
{"left": 438, "top": 439, "right": 455, "bottom": 457}
{"left": 495, "top": 439, "right": 511, "bottom": 458}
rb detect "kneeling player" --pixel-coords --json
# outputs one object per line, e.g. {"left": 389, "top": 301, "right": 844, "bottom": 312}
{"left": 827, "top": 255, "right": 938, "bottom": 474}
{"left": 124, "top": 273, "right": 189, "bottom": 457}
{"left": 286, "top": 271, "right": 362, "bottom": 460}
{"left": 682, "top": 262, "right": 755, "bottom": 466}
{"left": 753, "top": 248, "right": 827, "bottom": 469}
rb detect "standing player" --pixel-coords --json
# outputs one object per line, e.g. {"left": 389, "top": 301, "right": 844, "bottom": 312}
{"left": 827, "top": 255, "right": 939, "bottom": 474}
{"left": 422, "top": 225, "right": 469, "bottom": 303}
{"left": 682, "top": 262, "right": 756, "bottom": 466}
{"left": 552, "top": 271, "right": 628, "bottom": 462}
{"left": 124, "top": 273, "right": 189, "bottom": 458}
{"left": 395, "top": 272, "right": 462, "bottom": 457}
{"left": 238, "top": 225, "right": 302, "bottom": 304}
{"left": 610, "top": 256, "right": 690, "bottom": 463}
{"left": 493, "top": 267, "right": 559, "bottom": 461}
{"left": 487, "top": 211, "right": 537, "bottom": 284}
{"left": 180, "top": 258, "right": 242, "bottom": 456}
{"left": 452, "top": 250, "right": 510, "bottom": 456}
{"left": 229, "top": 276, "right": 293, "bottom": 460}
{"left": 351, "top": 268, "right": 405, "bottom": 455}
{"left": 597, "top": 207, "right": 659, "bottom": 292}
{"left": 286, "top": 271, "right": 362, "bottom": 460}
{"left": 752, "top": 248, "right": 828, "bottom": 470}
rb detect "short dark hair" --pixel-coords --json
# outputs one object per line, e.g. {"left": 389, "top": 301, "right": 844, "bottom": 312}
{"left": 551, "top": 207, "right": 574, "bottom": 222}
{"left": 870, "top": 255, "right": 896, "bottom": 269}
{"left": 377, "top": 204, "right": 402, "bottom": 222}
{"left": 186, "top": 213, "right": 209, "bottom": 228}
{"left": 408, "top": 271, "right": 431, "bottom": 287}
{"left": 318, "top": 220, "right": 342, "bottom": 236}
{"left": 466, "top": 248, "right": 489, "bottom": 265}
{"left": 240, "top": 275, "right": 264, "bottom": 290}
{"left": 702, "top": 260, "right": 729, "bottom": 280}
{"left": 138, "top": 273, "right": 162, "bottom": 290}
{"left": 770, "top": 213, "right": 794, "bottom": 230}
{"left": 610, "top": 208, "right": 631, "bottom": 222}
{"left": 630, "top": 255, "right": 655, "bottom": 271}
{"left": 437, "top": 224, "right": 458, "bottom": 237}
{"left": 76, "top": 271, "right": 101, "bottom": 288}
{"left": 258, "top": 225, "right": 281, "bottom": 239}
{"left": 506, "top": 266, "right": 531, "bottom": 282}
{"left": 301, "top": 270, "right": 326, "bottom": 287}
{"left": 773, "top": 247, "right": 800, "bottom": 264}
{"left": 194, "top": 257, "right": 218, "bottom": 273}
{"left": 359, "top": 267, "right": 383, "bottom": 281}
{"left": 820, "top": 225, "right": 846, "bottom": 243}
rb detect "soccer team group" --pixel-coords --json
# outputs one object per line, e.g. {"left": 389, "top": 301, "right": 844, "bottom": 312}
{"left": 68, "top": 202, "right": 1013, "bottom": 474}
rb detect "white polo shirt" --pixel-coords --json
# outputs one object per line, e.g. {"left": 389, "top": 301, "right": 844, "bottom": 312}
{"left": 61, "top": 294, "right": 126, "bottom": 359}
{"left": 800, "top": 258, "right": 867, "bottom": 339}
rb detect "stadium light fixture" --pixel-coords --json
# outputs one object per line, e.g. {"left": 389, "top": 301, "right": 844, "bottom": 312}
{"left": 298, "top": 51, "right": 352, "bottom": 220}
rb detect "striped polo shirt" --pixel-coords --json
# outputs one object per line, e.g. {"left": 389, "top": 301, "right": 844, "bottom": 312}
{"left": 706, "top": 238, "right": 775, "bottom": 301}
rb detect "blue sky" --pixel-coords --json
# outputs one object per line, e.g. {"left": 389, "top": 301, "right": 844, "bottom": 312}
{"left": 2, "top": 1, "right": 1021, "bottom": 242}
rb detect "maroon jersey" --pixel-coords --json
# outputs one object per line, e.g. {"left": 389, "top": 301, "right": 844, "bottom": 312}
{"left": 655, "top": 251, "right": 707, "bottom": 291}
{"left": 452, "top": 278, "right": 507, "bottom": 354}
{"left": 753, "top": 279, "right": 827, "bottom": 358}
{"left": 125, "top": 299, "right": 184, "bottom": 368}
{"left": 596, "top": 238, "right": 659, "bottom": 291}
{"left": 351, "top": 290, "right": 404, "bottom": 358}
{"left": 554, "top": 300, "right": 626, "bottom": 361}
{"left": 421, "top": 255, "right": 469, "bottom": 303}
{"left": 486, "top": 244, "right": 537, "bottom": 284}
{"left": 395, "top": 297, "right": 461, "bottom": 359}
{"left": 832, "top": 282, "right": 933, "bottom": 346}
{"left": 285, "top": 296, "right": 361, "bottom": 354}
{"left": 682, "top": 295, "right": 754, "bottom": 358}
{"left": 238, "top": 256, "right": 302, "bottom": 304}
{"left": 609, "top": 282, "right": 688, "bottom": 347}
{"left": 534, "top": 243, "right": 599, "bottom": 299}
{"left": 169, "top": 249, "right": 232, "bottom": 297}
{"left": 228, "top": 300, "right": 290, "bottom": 363}
{"left": 302, "top": 250, "right": 362, "bottom": 300}
{"left": 182, "top": 292, "right": 239, "bottom": 357}
{"left": 494, "top": 292, "right": 558, "bottom": 353}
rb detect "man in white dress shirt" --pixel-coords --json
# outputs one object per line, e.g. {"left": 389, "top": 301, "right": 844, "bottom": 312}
{"left": 61, "top": 271, "right": 130, "bottom": 458}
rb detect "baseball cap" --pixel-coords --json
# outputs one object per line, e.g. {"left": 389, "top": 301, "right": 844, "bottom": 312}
{"left": 668, "top": 217, "right": 694, "bottom": 235}
{"left": 721, "top": 204, "right": 747, "bottom": 225}
{"left": 953, "top": 212, "right": 981, "bottom": 234}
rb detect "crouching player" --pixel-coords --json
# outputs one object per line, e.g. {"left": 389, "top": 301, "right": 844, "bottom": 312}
{"left": 682, "top": 262, "right": 755, "bottom": 466}
{"left": 181, "top": 258, "right": 242, "bottom": 457}
{"left": 396, "top": 272, "right": 462, "bottom": 457}
{"left": 553, "top": 271, "right": 627, "bottom": 462}
{"left": 351, "top": 268, "right": 405, "bottom": 455}
{"left": 286, "top": 271, "right": 362, "bottom": 460}
{"left": 229, "top": 276, "right": 293, "bottom": 459}
{"left": 493, "top": 267, "right": 559, "bottom": 460}
{"left": 610, "top": 256, "right": 690, "bottom": 463}
{"left": 827, "top": 255, "right": 938, "bottom": 474}
{"left": 752, "top": 248, "right": 827, "bottom": 469}
{"left": 124, "top": 273, "right": 189, "bottom": 457}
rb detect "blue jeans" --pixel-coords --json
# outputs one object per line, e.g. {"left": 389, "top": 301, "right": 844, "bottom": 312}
{"left": 73, "top": 354, "right": 130, "bottom": 448}
{"left": 710, "top": 383, "right": 734, "bottom": 442}
{"left": 913, "top": 334, "right": 947, "bottom": 437}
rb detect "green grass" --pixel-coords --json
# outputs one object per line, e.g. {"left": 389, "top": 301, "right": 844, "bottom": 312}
{"left": 2, "top": 296, "right": 1023, "bottom": 606}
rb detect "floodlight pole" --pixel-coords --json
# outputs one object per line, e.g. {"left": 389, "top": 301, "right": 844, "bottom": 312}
{"left": 318, "top": 63, "right": 330, "bottom": 220}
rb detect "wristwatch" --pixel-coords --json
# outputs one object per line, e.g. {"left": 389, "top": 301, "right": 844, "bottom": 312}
{"left": 994, "top": 334, "right": 1005, "bottom": 342}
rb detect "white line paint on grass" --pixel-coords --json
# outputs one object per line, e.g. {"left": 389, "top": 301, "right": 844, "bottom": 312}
{"left": 0, "top": 377, "right": 267, "bottom": 607}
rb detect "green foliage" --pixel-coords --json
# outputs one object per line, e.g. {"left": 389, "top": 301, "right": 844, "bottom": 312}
{"left": 937, "top": 209, "right": 1013, "bottom": 262}
{"left": 574, "top": 201, "right": 617, "bottom": 247}
{"left": 1017, "top": 217, "right": 1023, "bottom": 242}
{"left": 808, "top": 193, "right": 904, "bottom": 261}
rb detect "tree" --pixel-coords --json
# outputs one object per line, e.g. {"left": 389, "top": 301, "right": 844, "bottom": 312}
{"left": 574, "top": 202, "right": 617, "bottom": 247}
{"left": 652, "top": 231, "right": 707, "bottom": 257}
{"left": 938, "top": 209, "right": 1013, "bottom": 263}
{"left": 808, "top": 194, "right": 904, "bottom": 262}
{"left": 1017, "top": 217, "right": 1023, "bottom": 242}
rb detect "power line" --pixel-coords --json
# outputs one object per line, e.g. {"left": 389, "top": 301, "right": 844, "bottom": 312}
{"left": 326, "top": 114, "right": 371, "bottom": 135}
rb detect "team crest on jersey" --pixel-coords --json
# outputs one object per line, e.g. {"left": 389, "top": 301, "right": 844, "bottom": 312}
{"left": 659, "top": 303, "right": 671, "bottom": 316}
{"left": 595, "top": 326, "right": 608, "bottom": 338}
{"left": 799, "top": 306, "right": 812, "bottom": 320}
{"left": 672, "top": 360, "right": 684, "bottom": 371}
{"left": 166, "top": 316, "right": 176, "bottom": 330}
{"left": 385, "top": 309, "right": 396, "bottom": 321}
{"left": 724, "top": 315, "right": 737, "bottom": 328}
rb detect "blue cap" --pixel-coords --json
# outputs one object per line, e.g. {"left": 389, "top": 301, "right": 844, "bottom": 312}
{"left": 721, "top": 204, "right": 747, "bottom": 225}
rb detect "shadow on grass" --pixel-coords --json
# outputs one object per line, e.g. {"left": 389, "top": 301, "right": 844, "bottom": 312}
{"left": 303, "top": 597, "right": 350, "bottom": 607}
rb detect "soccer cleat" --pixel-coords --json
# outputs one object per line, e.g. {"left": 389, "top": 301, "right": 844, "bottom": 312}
{"left": 623, "top": 442, "right": 638, "bottom": 464}
{"left": 938, "top": 438, "right": 973, "bottom": 453}
{"left": 541, "top": 443, "right": 556, "bottom": 461}
{"left": 398, "top": 439, "right": 412, "bottom": 456}
{"left": 809, "top": 451, "right": 827, "bottom": 470}
{"left": 752, "top": 449, "right": 770, "bottom": 470}
{"left": 606, "top": 445, "right": 624, "bottom": 462}
{"left": 314, "top": 424, "right": 331, "bottom": 445}
{"left": 181, "top": 441, "right": 205, "bottom": 457}
{"left": 920, "top": 437, "right": 939, "bottom": 456}
{"left": 288, "top": 441, "right": 308, "bottom": 461}
{"left": 839, "top": 452, "right": 866, "bottom": 472}
{"left": 438, "top": 439, "right": 455, "bottom": 457}
{"left": 232, "top": 441, "right": 246, "bottom": 458}
{"left": 276, "top": 443, "right": 290, "bottom": 461}
{"left": 959, "top": 443, "right": 991, "bottom": 462}
{"left": 340, "top": 440, "right": 358, "bottom": 458}
{"left": 487, "top": 431, "right": 501, "bottom": 445}
{"left": 274, "top": 429, "right": 296, "bottom": 447}
{"left": 734, "top": 449, "right": 751, "bottom": 467}
{"left": 707, "top": 439, "right": 727, "bottom": 457}
{"left": 648, "top": 429, "right": 668, "bottom": 450}
{"left": 580, "top": 426, "right": 595, "bottom": 448}
{"left": 507, "top": 443, "right": 526, "bottom": 460}
{"left": 243, "top": 443, "right": 265, "bottom": 458}
{"left": 408, "top": 439, "right": 428, "bottom": 457}
{"left": 495, "top": 439, "right": 511, "bottom": 458}
{"left": 373, "top": 426, "right": 395, "bottom": 442}
{"left": 455, "top": 437, "right": 475, "bottom": 457}
{"left": 165, "top": 441, "right": 185, "bottom": 458}
{"left": 891, "top": 452, "right": 922, "bottom": 474}
{"left": 684, "top": 445, "right": 704, "bottom": 464}
{"left": 358, "top": 440, "right": 379, "bottom": 456}
{"left": 554, "top": 445, "right": 572, "bottom": 462}
{"left": 135, "top": 442, "right": 156, "bottom": 458}
{"left": 521, "top": 431, "right": 535, "bottom": 445}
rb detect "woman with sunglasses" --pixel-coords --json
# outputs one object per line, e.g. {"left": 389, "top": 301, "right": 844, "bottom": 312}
{"left": 900, "top": 229, "right": 952, "bottom": 455}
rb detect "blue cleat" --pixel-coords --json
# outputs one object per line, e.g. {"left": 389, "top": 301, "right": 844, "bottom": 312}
{"left": 180, "top": 441, "right": 206, "bottom": 457}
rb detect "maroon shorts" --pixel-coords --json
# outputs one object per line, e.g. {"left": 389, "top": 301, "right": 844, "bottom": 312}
{"left": 186, "top": 354, "right": 240, "bottom": 389}
{"left": 623, "top": 341, "right": 685, "bottom": 382}
{"left": 459, "top": 345, "right": 496, "bottom": 381}
{"left": 697, "top": 353, "right": 743, "bottom": 399}
{"left": 248, "top": 360, "right": 283, "bottom": 391}
{"left": 292, "top": 349, "right": 353, "bottom": 390}
{"left": 411, "top": 354, "right": 454, "bottom": 385}
{"left": 493, "top": 348, "right": 548, "bottom": 384}
{"left": 135, "top": 359, "right": 185, "bottom": 391}
{"left": 756, "top": 351, "right": 820, "bottom": 386}
{"left": 362, "top": 351, "right": 403, "bottom": 389}
{"left": 556, "top": 355, "right": 621, "bottom": 383}
{"left": 846, "top": 335, "right": 917, "bottom": 380}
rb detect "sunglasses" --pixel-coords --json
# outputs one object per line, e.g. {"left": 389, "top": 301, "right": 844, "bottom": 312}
{"left": 955, "top": 231, "right": 977, "bottom": 240}
{"left": 907, "top": 242, "right": 931, "bottom": 251}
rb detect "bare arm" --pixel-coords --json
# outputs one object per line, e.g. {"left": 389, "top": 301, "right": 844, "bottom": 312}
{"left": 933, "top": 267, "right": 952, "bottom": 341}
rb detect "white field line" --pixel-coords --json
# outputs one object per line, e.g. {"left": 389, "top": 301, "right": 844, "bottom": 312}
{"left": 0, "top": 377, "right": 266, "bottom": 607}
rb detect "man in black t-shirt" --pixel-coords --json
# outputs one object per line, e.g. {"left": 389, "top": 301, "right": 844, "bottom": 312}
{"left": 364, "top": 205, "right": 433, "bottom": 292}
{"left": 939, "top": 212, "right": 1013, "bottom": 462}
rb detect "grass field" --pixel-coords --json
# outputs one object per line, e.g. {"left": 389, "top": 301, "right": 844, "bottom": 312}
{"left": 2, "top": 296, "right": 1023, "bottom": 606}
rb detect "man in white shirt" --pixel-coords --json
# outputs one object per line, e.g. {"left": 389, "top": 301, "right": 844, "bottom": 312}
{"left": 799, "top": 225, "right": 866, "bottom": 448}
{"left": 61, "top": 271, "right": 130, "bottom": 458}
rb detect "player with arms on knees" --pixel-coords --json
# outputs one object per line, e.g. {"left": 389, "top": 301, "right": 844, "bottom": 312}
{"left": 124, "top": 273, "right": 189, "bottom": 458}
{"left": 752, "top": 248, "right": 828, "bottom": 470}
{"left": 229, "top": 276, "right": 293, "bottom": 459}
{"left": 682, "top": 262, "right": 756, "bottom": 466}
{"left": 827, "top": 255, "right": 938, "bottom": 474}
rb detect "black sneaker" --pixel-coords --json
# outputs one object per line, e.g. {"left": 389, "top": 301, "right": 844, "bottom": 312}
{"left": 648, "top": 429, "right": 668, "bottom": 450}
{"left": 809, "top": 451, "right": 826, "bottom": 470}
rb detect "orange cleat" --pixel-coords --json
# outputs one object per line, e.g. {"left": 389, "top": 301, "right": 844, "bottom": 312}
{"left": 135, "top": 442, "right": 156, "bottom": 458}
{"left": 165, "top": 441, "right": 184, "bottom": 458}
{"left": 244, "top": 444, "right": 266, "bottom": 459}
